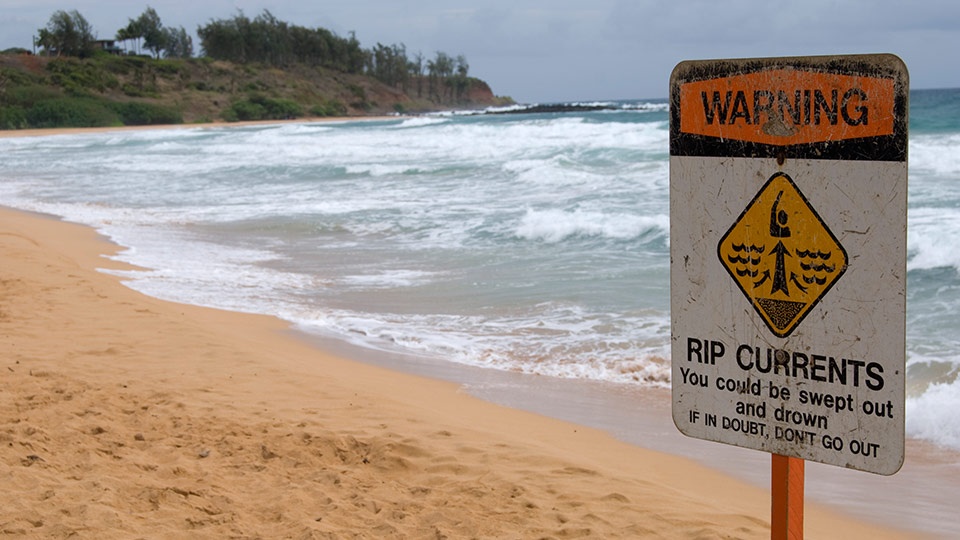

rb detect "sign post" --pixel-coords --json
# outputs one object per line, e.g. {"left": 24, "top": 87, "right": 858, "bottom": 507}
{"left": 771, "top": 454, "right": 804, "bottom": 539}
{"left": 669, "top": 54, "right": 908, "bottom": 534}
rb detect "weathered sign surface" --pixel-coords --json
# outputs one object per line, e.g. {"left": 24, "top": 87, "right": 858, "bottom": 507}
{"left": 669, "top": 55, "right": 908, "bottom": 475}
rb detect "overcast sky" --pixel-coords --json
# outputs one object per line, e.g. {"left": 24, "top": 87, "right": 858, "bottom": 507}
{"left": 3, "top": 1, "right": 958, "bottom": 102}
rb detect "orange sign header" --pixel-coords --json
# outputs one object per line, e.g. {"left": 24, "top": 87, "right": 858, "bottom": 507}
{"left": 679, "top": 69, "right": 895, "bottom": 146}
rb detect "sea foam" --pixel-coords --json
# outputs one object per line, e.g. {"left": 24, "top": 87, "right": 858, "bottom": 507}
{"left": 907, "top": 380, "right": 960, "bottom": 451}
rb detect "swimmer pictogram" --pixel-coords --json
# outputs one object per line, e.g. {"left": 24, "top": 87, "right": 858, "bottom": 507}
{"left": 718, "top": 172, "right": 848, "bottom": 337}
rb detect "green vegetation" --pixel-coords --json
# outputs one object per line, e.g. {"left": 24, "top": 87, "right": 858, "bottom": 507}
{"left": 223, "top": 94, "right": 302, "bottom": 122}
{"left": 197, "top": 11, "right": 366, "bottom": 73}
{"left": 0, "top": 65, "right": 183, "bottom": 129}
{"left": 23, "top": 97, "right": 119, "bottom": 128}
{"left": 310, "top": 99, "right": 348, "bottom": 118}
{"left": 118, "top": 7, "right": 193, "bottom": 59}
{"left": 110, "top": 101, "right": 182, "bottom": 125}
{"left": 0, "top": 7, "right": 512, "bottom": 130}
{"left": 196, "top": 11, "right": 475, "bottom": 102}
{"left": 36, "top": 10, "right": 96, "bottom": 58}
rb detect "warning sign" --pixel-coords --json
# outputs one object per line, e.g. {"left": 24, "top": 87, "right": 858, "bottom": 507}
{"left": 677, "top": 70, "right": 896, "bottom": 146}
{"left": 718, "top": 172, "right": 847, "bottom": 337}
{"left": 669, "top": 55, "right": 908, "bottom": 475}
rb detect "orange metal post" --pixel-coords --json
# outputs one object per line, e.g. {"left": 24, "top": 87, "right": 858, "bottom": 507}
{"left": 771, "top": 454, "right": 804, "bottom": 539}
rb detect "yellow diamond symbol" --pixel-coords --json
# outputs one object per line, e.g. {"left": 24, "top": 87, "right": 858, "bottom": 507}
{"left": 718, "top": 172, "right": 848, "bottom": 337}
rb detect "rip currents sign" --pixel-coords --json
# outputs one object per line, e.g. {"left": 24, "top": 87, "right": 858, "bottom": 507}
{"left": 669, "top": 55, "right": 908, "bottom": 475}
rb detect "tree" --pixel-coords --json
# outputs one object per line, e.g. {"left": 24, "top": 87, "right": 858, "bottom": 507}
{"left": 427, "top": 52, "right": 454, "bottom": 100}
{"left": 368, "top": 42, "right": 409, "bottom": 89}
{"left": 138, "top": 7, "right": 167, "bottom": 59}
{"left": 37, "top": 10, "right": 96, "bottom": 57}
{"left": 197, "top": 10, "right": 372, "bottom": 73}
{"left": 391, "top": 43, "right": 409, "bottom": 91}
{"left": 115, "top": 24, "right": 140, "bottom": 54}
{"left": 119, "top": 16, "right": 145, "bottom": 55}
{"left": 409, "top": 51, "right": 424, "bottom": 97}
{"left": 118, "top": 7, "right": 168, "bottom": 58}
{"left": 163, "top": 26, "right": 193, "bottom": 58}
{"left": 196, "top": 14, "right": 244, "bottom": 62}
{"left": 192, "top": 10, "right": 471, "bottom": 101}
{"left": 452, "top": 54, "right": 470, "bottom": 100}
{"left": 455, "top": 54, "right": 469, "bottom": 78}
{"left": 119, "top": 7, "right": 194, "bottom": 59}
{"left": 343, "top": 32, "right": 367, "bottom": 74}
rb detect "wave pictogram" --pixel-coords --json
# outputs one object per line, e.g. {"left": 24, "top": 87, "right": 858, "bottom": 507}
{"left": 802, "top": 275, "right": 829, "bottom": 285}
{"left": 797, "top": 249, "right": 832, "bottom": 260}
{"left": 800, "top": 261, "right": 836, "bottom": 273}
{"left": 728, "top": 255, "right": 761, "bottom": 265}
{"left": 732, "top": 243, "right": 765, "bottom": 254}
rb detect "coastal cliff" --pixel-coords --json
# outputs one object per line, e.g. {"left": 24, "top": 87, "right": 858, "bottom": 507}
{"left": 0, "top": 53, "right": 512, "bottom": 129}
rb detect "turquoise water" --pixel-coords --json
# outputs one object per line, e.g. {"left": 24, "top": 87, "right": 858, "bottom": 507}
{"left": 0, "top": 90, "right": 958, "bottom": 450}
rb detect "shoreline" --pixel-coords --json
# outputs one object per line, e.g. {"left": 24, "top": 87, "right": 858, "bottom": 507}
{"left": 0, "top": 115, "right": 399, "bottom": 139}
{"left": 0, "top": 207, "right": 922, "bottom": 536}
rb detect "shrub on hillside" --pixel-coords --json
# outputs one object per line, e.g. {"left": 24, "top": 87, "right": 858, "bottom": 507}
{"left": 46, "top": 58, "right": 119, "bottom": 95}
{"left": 110, "top": 102, "right": 182, "bottom": 125}
{"left": 25, "top": 97, "right": 121, "bottom": 128}
{"left": 0, "top": 107, "right": 28, "bottom": 129}
{"left": 310, "top": 99, "right": 347, "bottom": 117}
{"left": 223, "top": 94, "right": 302, "bottom": 122}
{"left": 1, "top": 85, "right": 63, "bottom": 108}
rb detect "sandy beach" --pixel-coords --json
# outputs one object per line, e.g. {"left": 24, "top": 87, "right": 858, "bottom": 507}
{"left": 0, "top": 188, "right": 927, "bottom": 536}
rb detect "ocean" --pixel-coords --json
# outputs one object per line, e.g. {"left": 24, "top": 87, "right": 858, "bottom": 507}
{"left": 0, "top": 90, "right": 958, "bottom": 458}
